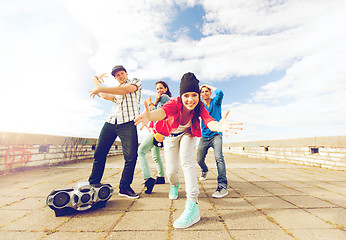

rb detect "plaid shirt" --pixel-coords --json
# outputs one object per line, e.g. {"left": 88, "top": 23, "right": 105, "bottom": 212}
{"left": 106, "top": 78, "right": 142, "bottom": 124}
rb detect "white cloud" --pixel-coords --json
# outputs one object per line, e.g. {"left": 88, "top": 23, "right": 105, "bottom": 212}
{"left": 1, "top": 0, "right": 345, "bottom": 141}
{"left": 201, "top": 0, "right": 338, "bottom": 35}
{"left": 142, "top": 89, "right": 157, "bottom": 96}
{"left": 198, "top": 0, "right": 346, "bottom": 141}
{"left": 0, "top": 0, "right": 104, "bottom": 137}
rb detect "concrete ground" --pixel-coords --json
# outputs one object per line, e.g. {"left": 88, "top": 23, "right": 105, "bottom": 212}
{"left": 0, "top": 152, "right": 345, "bottom": 240}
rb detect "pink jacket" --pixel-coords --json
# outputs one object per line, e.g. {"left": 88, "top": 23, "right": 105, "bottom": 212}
{"left": 154, "top": 97, "right": 215, "bottom": 137}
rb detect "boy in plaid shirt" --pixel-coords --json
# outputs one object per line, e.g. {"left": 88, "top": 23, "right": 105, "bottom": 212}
{"left": 88, "top": 65, "right": 142, "bottom": 198}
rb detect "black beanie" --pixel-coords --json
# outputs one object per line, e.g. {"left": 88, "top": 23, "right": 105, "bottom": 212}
{"left": 180, "top": 72, "right": 200, "bottom": 96}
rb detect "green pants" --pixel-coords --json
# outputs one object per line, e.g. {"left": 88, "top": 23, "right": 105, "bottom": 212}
{"left": 138, "top": 132, "right": 165, "bottom": 180}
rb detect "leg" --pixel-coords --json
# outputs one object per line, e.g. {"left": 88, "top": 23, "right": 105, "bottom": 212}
{"left": 196, "top": 137, "right": 210, "bottom": 173}
{"left": 138, "top": 132, "right": 155, "bottom": 180}
{"left": 116, "top": 121, "right": 138, "bottom": 190}
{"left": 164, "top": 136, "right": 180, "bottom": 186}
{"left": 88, "top": 122, "right": 117, "bottom": 184}
{"left": 173, "top": 133, "right": 200, "bottom": 229}
{"left": 212, "top": 134, "right": 227, "bottom": 188}
{"left": 179, "top": 133, "right": 199, "bottom": 203}
{"left": 151, "top": 146, "right": 165, "bottom": 177}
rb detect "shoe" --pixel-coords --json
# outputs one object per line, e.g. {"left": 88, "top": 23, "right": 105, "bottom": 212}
{"left": 144, "top": 177, "right": 155, "bottom": 194}
{"left": 212, "top": 186, "right": 228, "bottom": 198}
{"left": 119, "top": 187, "right": 139, "bottom": 199}
{"left": 169, "top": 183, "right": 179, "bottom": 200}
{"left": 199, "top": 172, "right": 208, "bottom": 181}
{"left": 173, "top": 200, "right": 200, "bottom": 229}
{"left": 155, "top": 176, "right": 165, "bottom": 184}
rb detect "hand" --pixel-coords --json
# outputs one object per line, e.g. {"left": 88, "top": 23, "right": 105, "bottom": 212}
{"left": 217, "top": 110, "right": 243, "bottom": 134}
{"left": 146, "top": 96, "right": 152, "bottom": 104}
{"left": 95, "top": 73, "right": 107, "bottom": 84}
{"left": 134, "top": 100, "right": 151, "bottom": 130}
{"left": 155, "top": 93, "right": 162, "bottom": 102}
{"left": 200, "top": 84, "right": 216, "bottom": 91}
{"left": 89, "top": 87, "right": 101, "bottom": 98}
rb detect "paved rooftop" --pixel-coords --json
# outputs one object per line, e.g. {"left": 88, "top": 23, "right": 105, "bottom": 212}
{"left": 0, "top": 152, "right": 345, "bottom": 240}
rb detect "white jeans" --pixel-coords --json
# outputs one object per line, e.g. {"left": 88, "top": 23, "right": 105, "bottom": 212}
{"left": 164, "top": 132, "right": 199, "bottom": 202}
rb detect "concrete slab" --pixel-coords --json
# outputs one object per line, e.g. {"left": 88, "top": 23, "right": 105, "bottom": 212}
{"left": 211, "top": 197, "right": 256, "bottom": 210}
{"left": 106, "top": 231, "right": 167, "bottom": 240}
{"left": 114, "top": 210, "right": 170, "bottom": 231}
{"left": 317, "top": 194, "right": 346, "bottom": 208}
{"left": 57, "top": 210, "right": 123, "bottom": 232}
{"left": 0, "top": 231, "right": 46, "bottom": 240}
{"left": 1, "top": 208, "right": 70, "bottom": 231}
{"left": 307, "top": 208, "right": 346, "bottom": 227}
{"left": 280, "top": 195, "right": 338, "bottom": 208}
{"left": 219, "top": 209, "right": 282, "bottom": 230}
{"left": 264, "top": 209, "right": 333, "bottom": 229}
{"left": 172, "top": 230, "right": 232, "bottom": 240}
{"left": 0, "top": 153, "right": 345, "bottom": 239}
{"left": 290, "top": 229, "right": 346, "bottom": 240}
{"left": 45, "top": 231, "right": 106, "bottom": 240}
{"left": 231, "top": 229, "right": 293, "bottom": 240}
{"left": 246, "top": 196, "right": 298, "bottom": 209}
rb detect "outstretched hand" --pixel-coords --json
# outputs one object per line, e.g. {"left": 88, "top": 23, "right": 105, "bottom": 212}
{"left": 89, "top": 87, "right": 101, "bottom": 98}
{"left": 95, "top": 73, "right": 107, "bottom": 83}
{"left": 134, "top": 100, "right": 151, "bottom": 130}
{"left": 89, "top": 73, "right": 108, "bottom": 98}
{"left": 217, "top": 110, "right": 243, "bottom": 134}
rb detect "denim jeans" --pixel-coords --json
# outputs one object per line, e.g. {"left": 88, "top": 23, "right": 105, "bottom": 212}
{"left": 138, "top": 132, "right": 164, "bottom": 180}
{"left": 196, "top": 134, "right": 227, "bottom": 188}
{"left": 88, "top": 121, "right": 138, "bottom": 190}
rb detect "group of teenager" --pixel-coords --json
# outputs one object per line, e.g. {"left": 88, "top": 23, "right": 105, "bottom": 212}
{"left": 88, "top": 65, "right": 243, "bottom": 229}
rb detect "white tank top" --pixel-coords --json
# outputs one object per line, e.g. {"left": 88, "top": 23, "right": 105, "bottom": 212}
{"left": 172, "top": 120, "right": 191, "bottom": 134}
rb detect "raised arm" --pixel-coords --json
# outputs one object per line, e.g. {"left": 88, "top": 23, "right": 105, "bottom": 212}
{"left": 91, "top": 74, "right": 116, "bottom": 101}
{"left": 134, "top": 100, "right": 166, "bottom": 130}
{"left": 89, "top": 74, "right": 138, "bottom": 98}
{"left": 207, "top": 110, "right": 243, "bottom": 134}
{"left": 200, "top": 84, "right": 217, "bottom": 91}
{"left": 89, "top": 84, "right": 137, "bottom": 98}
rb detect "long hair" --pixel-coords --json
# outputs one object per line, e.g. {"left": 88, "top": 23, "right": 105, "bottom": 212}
{"left": 193, "top": 96, "right": 202, "bottom": 119}
{"left": 156, "top": 81, "right": 172, "bottom": 97}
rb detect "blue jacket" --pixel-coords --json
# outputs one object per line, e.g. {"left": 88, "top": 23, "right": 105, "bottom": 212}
{"left": 201, "top": 89, "right": 223, "bottom": 138}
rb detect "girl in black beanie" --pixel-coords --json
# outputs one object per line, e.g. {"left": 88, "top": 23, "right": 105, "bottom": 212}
{"left": 135, "top": 72, "right": 243, "bottom": 228}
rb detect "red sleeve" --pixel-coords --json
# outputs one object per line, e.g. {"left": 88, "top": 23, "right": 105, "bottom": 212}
{"left": 200, "top": 104, "right": 216, "bottom": 127}
{"left": 160, "top": 97, "right": 179, "bottom": 117}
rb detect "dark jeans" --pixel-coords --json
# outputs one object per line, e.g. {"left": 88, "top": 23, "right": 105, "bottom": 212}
{"left": 196, "top": 134, "right": 227, "bottom": 188}
{"left": 88, "top": 121, "right": 138, "bottom": 190}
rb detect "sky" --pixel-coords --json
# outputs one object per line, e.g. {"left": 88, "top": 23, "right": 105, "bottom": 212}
{"left": 1, "top": 0, "right": 345, "bottom": 143}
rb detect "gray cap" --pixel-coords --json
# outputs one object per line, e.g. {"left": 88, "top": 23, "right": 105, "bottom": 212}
{"left": 111, "top": 65, "right": 127, "bottom": 76}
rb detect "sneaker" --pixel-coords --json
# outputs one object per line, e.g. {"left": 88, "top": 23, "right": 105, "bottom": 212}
{"left": 173, "top": 200, "right": 200, "bottom": 229}
{"left": 119, "top": 187, "right": 139, "bottom": 199}
{"left": 155, "top": 176, "right": 165, "bottom": 184}
{"left": 212, "top": 186, "right": 228, "bottom": 198}
{"left": 144, "top": 177, "right": 155, "bottom": 194}
{"left": 169, "top": 183, "right": 179, "bottom": 200}
{"left": 199, "top": 172, "right": 208, "bottom": 181}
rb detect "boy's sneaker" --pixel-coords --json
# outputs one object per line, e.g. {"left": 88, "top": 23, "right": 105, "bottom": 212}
{"left": 212, "top": 186, "right": 228, "bottom": 198}
{"left": 119, "top": 187, "right": 139, "bottom": 199}
{"left": 199, "top": 172, "right": 208, "bottom": 181}
{"left": 173, "top": 200, "right": 200, "bottom": 229}
{"left": 169, "top": 183, "right": 179, "bottom": 200}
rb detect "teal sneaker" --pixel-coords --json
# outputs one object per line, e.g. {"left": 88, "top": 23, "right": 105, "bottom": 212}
{"left": 169, "top": 183, "right": 179, "bottom": 200}
{"left": 173, "top": 200, "right": 200, "bottom": 229}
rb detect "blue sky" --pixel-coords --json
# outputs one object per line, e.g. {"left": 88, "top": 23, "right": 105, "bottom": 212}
{"left": 1, "top": 0, "right": 346, "bottom": 143}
